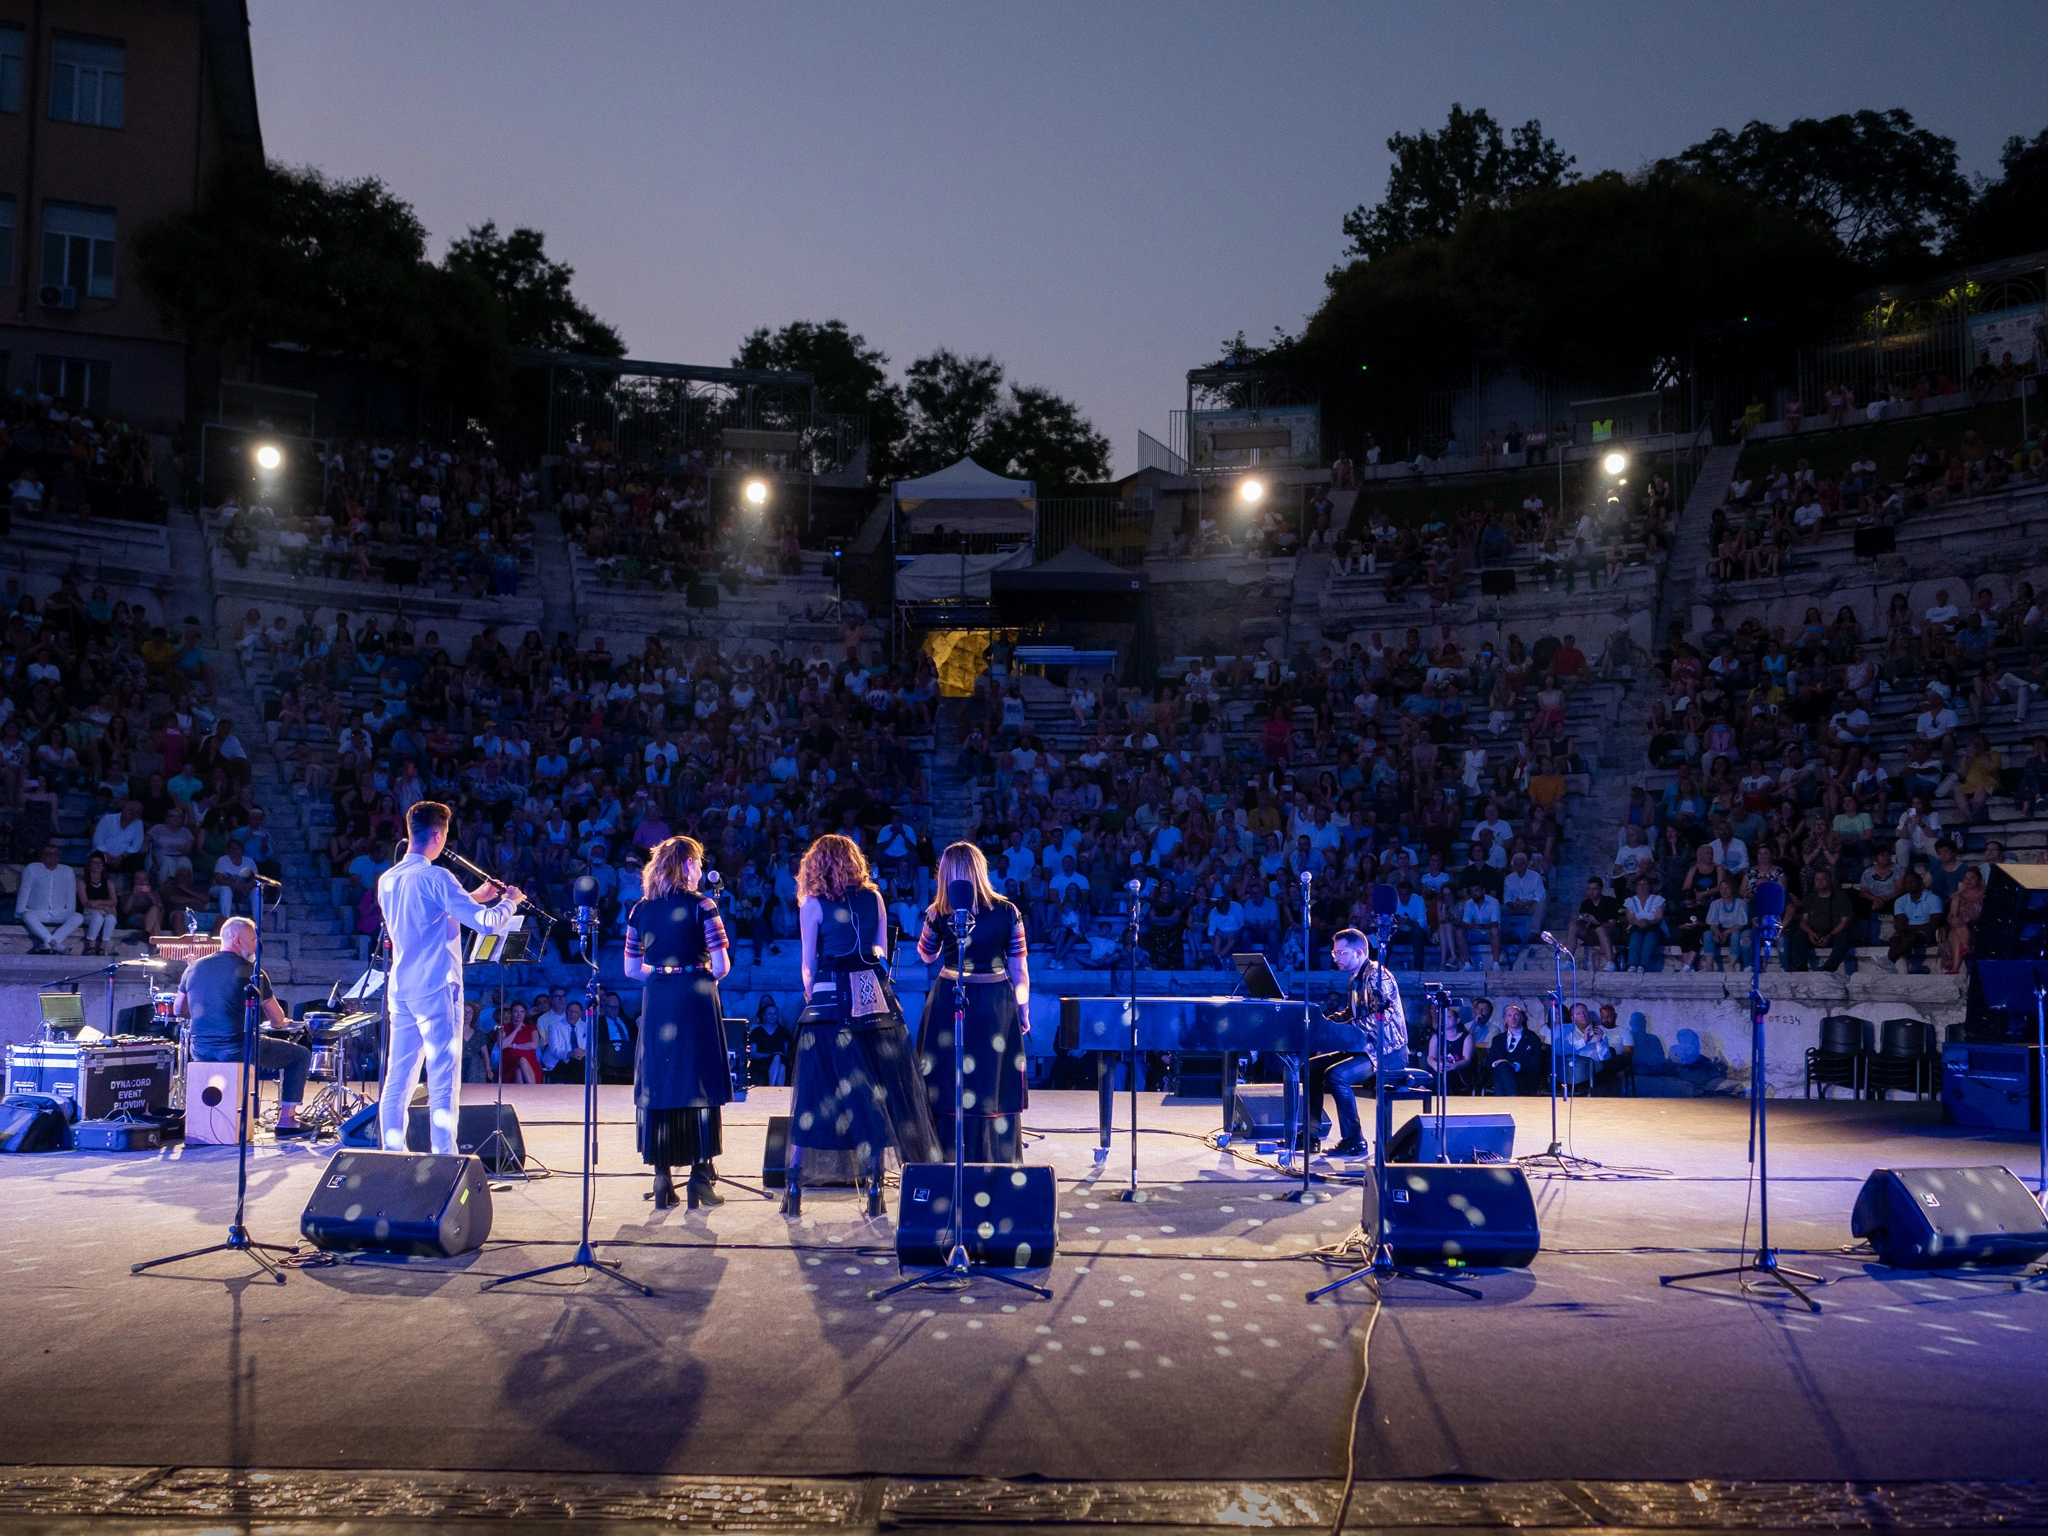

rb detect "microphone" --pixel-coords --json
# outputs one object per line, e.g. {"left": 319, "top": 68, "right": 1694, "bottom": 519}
{"left": 574, "top": 904, "right": 597, "bottom": 939}
{"left": 1126, "top": 878, "right": 1142, "bottom": 895}
{"left": 1370, "top": 883, "right": 1398, "bottom": 917}
{"left": 1753, "top": 880, "right": 1786, "bottom": 922}
{"left": 946, "top": 877, "right": 977, "bottom": 940}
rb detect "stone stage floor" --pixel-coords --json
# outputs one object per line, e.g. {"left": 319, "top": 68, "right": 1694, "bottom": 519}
{"left": 3, "top": 1087, "right": 2048, "bottom": 1513}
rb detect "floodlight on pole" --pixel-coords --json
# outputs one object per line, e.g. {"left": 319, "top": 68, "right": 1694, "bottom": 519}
{"left": 742, "top": 477, "right": 770, "bottom": 509}
{"left": 254, "top": 444, "right": 283, "bottom": 472}
{"left": 1602, "top": 451, "right": 1627, "bottom": 476}
{"left": 1238, "top": 477, "right": 1266, "bottom": 506}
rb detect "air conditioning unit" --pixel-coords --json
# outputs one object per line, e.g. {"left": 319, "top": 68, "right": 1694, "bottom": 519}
{"left": 35, "top": 284, "right": 77, "bottom": 312}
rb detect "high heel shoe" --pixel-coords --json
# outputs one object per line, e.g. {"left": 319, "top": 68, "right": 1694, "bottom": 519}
{"left": 652, "top": 1170, "right": 679, "bottom": 1210}
{"left": 687, "top": 1163, "right": 724, "bottom": 1209}
{"left": 780, "top": 1173, "right": 802, "bottom": 1218}
{"left": 863, "top": 1176, "right": 886, "bottom": 1219}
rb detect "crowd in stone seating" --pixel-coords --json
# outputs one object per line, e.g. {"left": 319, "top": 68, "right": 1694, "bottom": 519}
{"left": 953, "top": 624, "right": 1604, "bottom": 973}
{"left": 253, "top": 613, "right": 939, "bottom": 951}
{"left": 1331, "top": 472, "right": 1674, "bottom": 606}
{"left": 1592, "top": 588, "right": 2047, "bottom": 978}
{"left": 2, "top": 390, "right": 159, "bottom": 535}
{"left": 1711, "top": 420, "right": 2046, "bottom": 585}
{"left": 553, "top": 440, "right": 805, "bottom": 593}
{"left": 213, "top": 435, "right": 539, "bottom": 597}
{"left": 1, "top": 578, "right": 268, "bottom": 952}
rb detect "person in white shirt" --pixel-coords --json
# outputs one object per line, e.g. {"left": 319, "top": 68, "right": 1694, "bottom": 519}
{"left": 17, "top": 843, "right": 82, "bottom": 954}
{"left": 375, "top": 802, "right": 525, "bottom": 1154}
{"left": 212, "top": 839, "right": 263, "bottom": 918}
{"left": 1444, "top": 890, "right": 1503, "bottom": 971}
{"left": 92, "top": 800, "right": 147, "bottom": 875}
{"left": 1502, "top": 854, "right": 1547, "bottom": 919}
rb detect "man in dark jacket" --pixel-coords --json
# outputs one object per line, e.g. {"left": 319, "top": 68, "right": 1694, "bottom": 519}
{"left": 1486, "top": 1002, "right": 1547, "bottom": 1095}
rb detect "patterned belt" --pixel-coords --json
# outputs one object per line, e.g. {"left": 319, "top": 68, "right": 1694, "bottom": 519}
{"left": 937, "top": 970, "right": 1010, "bottom": 983}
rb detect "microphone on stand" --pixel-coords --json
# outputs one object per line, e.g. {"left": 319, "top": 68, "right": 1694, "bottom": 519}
{"left": 1537, "top": 930, "right": 1576, "bottom": 962}
{"left": 947, "top": 878, "right": 977, "bottom": 940}
{"left": 1370, "top": 881, "right": 1398, "bottom": 954}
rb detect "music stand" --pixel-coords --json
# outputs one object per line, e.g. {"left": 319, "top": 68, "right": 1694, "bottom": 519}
{"left": 465, "top": 923, "right": 540, "bottom": 1183}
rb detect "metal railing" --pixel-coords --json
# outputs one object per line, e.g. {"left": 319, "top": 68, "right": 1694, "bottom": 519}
{"left": 1034, "top": 498, "right": 1151, "bottom": 566}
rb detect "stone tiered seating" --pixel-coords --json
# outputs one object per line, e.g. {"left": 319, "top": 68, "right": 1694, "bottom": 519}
{"left": 563, "top": 543, "right": 842, "bottom": 650}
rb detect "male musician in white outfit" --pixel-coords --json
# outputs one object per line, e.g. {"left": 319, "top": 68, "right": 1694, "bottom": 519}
{"left": 376, "top": 801, "right": 525, "bottom": 1154}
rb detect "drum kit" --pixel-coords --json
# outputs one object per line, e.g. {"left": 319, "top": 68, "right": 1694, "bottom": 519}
{"left": 132, "top": 990, "right": 376, "bottom": 1129}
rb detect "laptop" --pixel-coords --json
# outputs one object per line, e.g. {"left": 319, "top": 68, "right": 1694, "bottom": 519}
{"left": 38, "top": 992, "right": 87, "bottom": 1036}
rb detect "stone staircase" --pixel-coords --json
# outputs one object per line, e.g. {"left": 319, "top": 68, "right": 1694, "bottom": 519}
{"left": 1285, "top": 547, "right": 1333, "bottom": 651}
{"left": 925, "top": 698, "right": 974, "bottom": 848}
{"left": 1539, "top": 441, "right": 1745, "bottom": 945}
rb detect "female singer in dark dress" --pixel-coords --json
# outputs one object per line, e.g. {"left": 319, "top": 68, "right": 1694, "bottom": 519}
{"left": 916, "top": 842, "right": 1031, "bottom": 1162}
{"left": 622, "top": 835, "right": 732, "bottom": 1210}
{"left": 789, "top": 833, "right": 940, "bottom": 1218}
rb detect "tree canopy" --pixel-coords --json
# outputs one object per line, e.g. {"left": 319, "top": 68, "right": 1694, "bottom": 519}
{"left": 1953, "top": 128, "right": 2048, "bottom": 265}
{"left": 135, "top": 159, "right": 621, "bottom": 423}
{"left": 444, "top": 221, "right": 623, "bottom": 356}
{"left": 1341, "top": 104, "right": 1575, "bottom": 261}
{"left": 1668, "top": 108, "right": 1971, "bottom": 271}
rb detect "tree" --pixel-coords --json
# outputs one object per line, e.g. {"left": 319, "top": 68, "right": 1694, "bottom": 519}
{"left": 897, "top": 348, "right": 1109, "bottom": 487}
{"left": 982, "top": 383, "right": 1111, "bottom": 489}
{"left": 899, "top": 349, "right": 1007, "bottom": 471}
{"left": 733, "top": 319, "right": 906, "bottom": 482}
{"left": 135, "top": 158, "right": 517, "bottom": 420}
{"left": 1670, "top": 109, "right": 1970, "bottom": 270}
{"left": 444, "top": 220, "right": 623, "bottom": 356}
{"left": 1341, "top": 104, "right": 1575, "bottom": 261}
{"left": 1953, "top": 127, "right": 2048, "bottom": 264}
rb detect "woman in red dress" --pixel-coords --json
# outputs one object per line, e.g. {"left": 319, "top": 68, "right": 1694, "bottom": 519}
{"left": 497, "top": 999, "right": 543, "bottom": 1084}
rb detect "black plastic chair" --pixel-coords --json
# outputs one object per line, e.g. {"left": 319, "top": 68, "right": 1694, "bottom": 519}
{"left": 1805, "top": 1013, "right": 1869, "bottom": 1099}
{"left": 1864, "top": 1017, "right": 1937, "bottom": 1100}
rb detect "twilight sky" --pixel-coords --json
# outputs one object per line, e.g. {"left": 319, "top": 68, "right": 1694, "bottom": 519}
{"left": 247, "top": 1, "right": 2048, "bottom": 475}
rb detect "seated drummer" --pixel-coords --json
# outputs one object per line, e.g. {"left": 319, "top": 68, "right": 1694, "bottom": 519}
{"left": 1309, "top": 926, "right": 1409, "bottom": 1158}
{"left": 175, "top": 915, "right": 312, "bottom": 1138}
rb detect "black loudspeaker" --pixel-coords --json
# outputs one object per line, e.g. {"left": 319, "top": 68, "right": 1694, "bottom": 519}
{"left": 299, "top": 1150, "right": 495, "bottom": 1258}
{"left": 1479, "top": 568, "right": 1517, "bottom": 596}
{"left": 337, "top": 1102, "right": 525, "bottom": 1173}
{"left": 1973, "top": 865, "right": 2048, "bottom": 960}
{"left": 1387, "top": 1113, "right": 1516, "bottom": 1163}
{"left": 1229, "top": 1086, "right": 1328, "bottom": 1141}
{"left": 1942, "top": 1042, "right": 2040, "bottom": 1131}
{"left": 895, "top": 1163, "right": 1058, "bottom": 1269}
{"left": 1851, "top": 1165, "right": 2048, "bottom": 1269}
{"left": 761, "top": 1113, "right": 853, "bottom": 1186}
{"left": 1362, "top": 1163, "right": 1541, "bottom": 1267}
{"left": 1852, "top": 525, "right": 1897, "bottom": 558}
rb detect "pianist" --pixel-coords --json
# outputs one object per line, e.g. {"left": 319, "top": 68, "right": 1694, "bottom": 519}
{"left": 1308, "top": 927, "right": 1409, "bottom": 1157}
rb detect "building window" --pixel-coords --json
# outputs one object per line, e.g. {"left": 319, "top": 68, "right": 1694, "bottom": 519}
{"left": 0, "top": 27, "right": 24, "bottom": 114}
{"left": 42, "top": 203, "right": 114, "bottom": 299}
{"left": 0, "top": 197, "right": 15, "bottom": 286}
{"left": 48, "top": 36, "right": 123, "bottom": 128}
{"left": 36, "top": 355, "right": 109, "bottom": 413}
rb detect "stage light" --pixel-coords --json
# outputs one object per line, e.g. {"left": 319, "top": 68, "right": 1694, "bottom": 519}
{"left": 742, "top": 478, "right": 769, "bottom": 509}
{"left": 1238, "top": 477, "right": 1266, "bottom": 506}
{"left": 254, "top": 444, "right": 283, "bottom": 472}
{"left": 1602, "top": 451, "right": 1627, "bottom": 476}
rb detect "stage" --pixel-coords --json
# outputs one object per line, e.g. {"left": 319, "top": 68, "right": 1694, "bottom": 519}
{"left": 3, "top": 1089, "right": 2048, "bottom": 1505}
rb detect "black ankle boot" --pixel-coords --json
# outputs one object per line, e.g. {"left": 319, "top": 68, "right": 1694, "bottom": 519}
{"left": 780, "top": 1164, "right": 802, "bottom": 1217}
{"left": 653, "top": 1169, "right": 679, "bottom": 1210}
{"left": 864, "top": 1177, "right": 886, "bottom": 1219}
{"left": 687, "top": 1163, "right": 724, "bottom": 1209}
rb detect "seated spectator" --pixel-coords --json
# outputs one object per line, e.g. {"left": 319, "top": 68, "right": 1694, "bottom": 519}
{"left": 1702, "top": 878, "right": 1750, "bottom": 972}
{"left": 17, "top": 842, "right": 83, "bottom": 954}
{"left": 1887, "top": 870, "right": 1941, "bottom": 974}
{"left": 1485, "top": 1003, "right": 1546, "bottom": 1095}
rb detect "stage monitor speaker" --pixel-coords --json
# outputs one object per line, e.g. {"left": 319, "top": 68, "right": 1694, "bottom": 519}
{"left": 1941, "top": 1042, "right": 2040, "bottom": 1131}
{"left": 895, "top": 1163, "right": 1058, "bottom": 1270}
{"left": 1362, "top": 1163, "right": 1541, "bottom": 1267}
{"left": 338, "top": 1102, "right": 525, "bottom": 1172}
{"left": 1973, "top": 866, "right": 2048, "bottom": 960}
{"left": 1852, "top": 525, "right": 1897, "bottom": 558}
{"left": 300, "top": 1150, "right": 494, "bottom": 1258}
{"left": 761, "top": 1113, "right": 853, "bottom": 1187}
{"left": 1479, "top": 568, "right": 1517, "bottom": 597}
{"left": 1229, "top": 1086, "right": 1328, "bottom": 1142}
{"left": 1387, "top": 1113, "right": 1516, "bottom": 1163}
{"left": 1852, "top": 1165, "right": 2048, "bottom": 1269}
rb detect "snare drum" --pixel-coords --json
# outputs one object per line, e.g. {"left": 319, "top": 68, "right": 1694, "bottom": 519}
{"left": 151, "top": 991, "right": 178, "bottom": 1033}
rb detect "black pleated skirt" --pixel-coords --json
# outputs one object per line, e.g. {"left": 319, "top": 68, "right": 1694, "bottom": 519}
{"left": 639, "top": 1106, "right": 723, "bottom": 1168}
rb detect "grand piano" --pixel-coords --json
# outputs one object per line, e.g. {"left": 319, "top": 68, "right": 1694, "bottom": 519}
{"left": 1055, "top": 987, "right": 1373, "bottom": 1148}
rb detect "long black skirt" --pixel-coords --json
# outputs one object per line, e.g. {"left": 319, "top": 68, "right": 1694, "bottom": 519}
{"left": 639, "top": 1106, "right": 723, "bottom": 1168}
{"left": 918, "top": 977, "right": 1028, "bottom": 1163}
{"left": 790, "top": 1015, "right": 942, "bottom": 1179}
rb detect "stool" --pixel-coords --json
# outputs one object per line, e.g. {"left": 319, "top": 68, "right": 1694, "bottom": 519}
{"left": 185, "top": 1060, "right": 257, "bottom": 1145}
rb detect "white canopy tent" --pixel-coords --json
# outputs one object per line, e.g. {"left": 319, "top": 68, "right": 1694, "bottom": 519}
{"left": 893, "top": 456, "right": 1036, "bottom": 537}
{"left": 892, "top": 546, "right": 1034, "bottom": 601}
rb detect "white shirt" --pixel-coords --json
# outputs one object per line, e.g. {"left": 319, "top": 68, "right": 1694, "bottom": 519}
{"left": 1503, "top": 870, "right": 1547, "bottom": 905}
{"left": 376, "top": 853, "right": 521, "bottom": 1002}
{"left": 92, "top": 812, "right": 145, "bottom": 858}
{"left": 18, "top": 861, "right": 77, "bottom": 914}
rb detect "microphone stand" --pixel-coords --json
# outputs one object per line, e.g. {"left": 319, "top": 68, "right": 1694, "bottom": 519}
{"left": 874, "top": 899, "right": 1051, "bottom": 1301}
{"left": 1117, "top": 878, "right": 1144, "bottom": 1203}
{"left": 1284, "top": 870, "right": 1317, "bottom": 1201}
{"left": 2012, "top": 970, "right": 2048, "bottom": 1292}
{"left": 1521, "top": 935, "right": 1599, "bottom": 1172}
{"left": 484, "top": 904, "right": 651, "bottom": 1296}
{"left": 133, "top": 876, "right": 296, "bottom": 1284}
{"left": 1661, "top": 896, "right": 1821, "bottom": 1312}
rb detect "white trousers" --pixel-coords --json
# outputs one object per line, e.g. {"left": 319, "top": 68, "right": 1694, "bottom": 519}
{"left": 380, "top": 986, "right": 462, "bottom": 1155}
